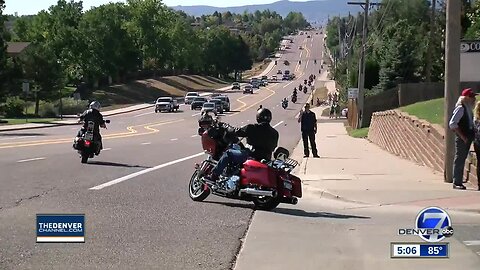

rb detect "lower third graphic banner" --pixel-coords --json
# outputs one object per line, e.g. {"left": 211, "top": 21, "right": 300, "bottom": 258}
{"left": 36, "top": 214, "right": 85, "bottom": 243}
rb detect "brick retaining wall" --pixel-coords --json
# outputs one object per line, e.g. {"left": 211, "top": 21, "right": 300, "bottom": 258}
{"left": 368, "top": 110, "right": 479, "bottom": 188}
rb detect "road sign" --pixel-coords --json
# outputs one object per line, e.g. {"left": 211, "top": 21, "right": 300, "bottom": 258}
{"left": 460, "top": 40, "right": 480, "bottom": 53}
{"left": 348, "top": 88, "right": 359, "bottom": 99}
{"left": 22, "top": 82, "right": 29, "bottom": 94}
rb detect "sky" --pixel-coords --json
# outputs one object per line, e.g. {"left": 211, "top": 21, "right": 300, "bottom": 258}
{"left": 4, "top": 0, "right": 311, "bottom": 15}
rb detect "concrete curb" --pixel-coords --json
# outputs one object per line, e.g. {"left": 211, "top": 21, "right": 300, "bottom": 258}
{"left": 0, "top": 121, "right": 81, "bottom": 132}
{"left": 0, "top": 104, "right": 155, "bottom": 132}
{"left": 102, "top": 104, "right": 154, "bottom": 117}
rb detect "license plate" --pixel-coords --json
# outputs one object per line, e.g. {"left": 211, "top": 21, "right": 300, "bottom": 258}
{"left": 284, "top": 181, "right": 293, "bottom": 190}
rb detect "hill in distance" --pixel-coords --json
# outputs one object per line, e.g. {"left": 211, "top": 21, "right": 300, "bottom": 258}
{"left": 170, "top": 0, "right": 359, "bottom": 24}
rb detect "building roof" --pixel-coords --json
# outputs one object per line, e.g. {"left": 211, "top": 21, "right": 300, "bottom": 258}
{"left": 6, "top": 42, "right": 31, "bottom": 55}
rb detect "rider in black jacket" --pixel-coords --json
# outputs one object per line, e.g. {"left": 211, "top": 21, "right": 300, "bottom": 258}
{"left": 209, "top": 108, "right": 279, "bottom": 181}
{"left": 77, "top": 101, "right": 106, "bottom": 154}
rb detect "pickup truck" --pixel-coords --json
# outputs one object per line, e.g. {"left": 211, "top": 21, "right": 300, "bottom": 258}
{"left": 155, "top": 97, "right": 179, "bottom": 113}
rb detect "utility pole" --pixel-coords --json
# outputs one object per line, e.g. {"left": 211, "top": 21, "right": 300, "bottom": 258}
{"left": 348, "top": 1, "right": 381, "bottom": 128}
{"left": 425, "top": 0, "right": 437, "bottom": 82}
{"left": 444, "top": 0, "right": 461, "bottom": 183}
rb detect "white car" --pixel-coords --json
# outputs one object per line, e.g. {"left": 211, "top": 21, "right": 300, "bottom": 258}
{"left": 201, "top": 102, "right": 217, "bottom": 115}
{"left": 184, "top": 92, "right": 199, "bottom": 104}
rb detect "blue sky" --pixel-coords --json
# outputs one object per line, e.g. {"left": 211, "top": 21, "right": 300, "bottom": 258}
{"left": 4, "top": 0, "right": 310, "bottom": 15}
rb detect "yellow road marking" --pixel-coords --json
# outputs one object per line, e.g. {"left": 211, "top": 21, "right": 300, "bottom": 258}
{"left": 0, "top": 119, "right": 184, "bottom": 149}
{"left": 229, "top": 87, "right": 276, "bottom": 117}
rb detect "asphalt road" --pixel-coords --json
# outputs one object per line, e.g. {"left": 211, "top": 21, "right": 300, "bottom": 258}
{"left": 0, "top": 32, "right": 326, "bottom": 269}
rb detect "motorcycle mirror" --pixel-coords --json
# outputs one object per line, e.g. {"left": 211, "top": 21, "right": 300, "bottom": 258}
{"left": 105, "top": 120, "right": 111, "bottom": 124}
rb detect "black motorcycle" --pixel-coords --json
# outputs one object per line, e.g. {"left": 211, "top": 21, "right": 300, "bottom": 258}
{"left": 73, "top": 120, "right": 110, "bottom": 163}
{"left": 282, "top": 100, "right": 288, "bottom": 109}
{"left": 291, "top": 95, "right": 297, "bottom": 103}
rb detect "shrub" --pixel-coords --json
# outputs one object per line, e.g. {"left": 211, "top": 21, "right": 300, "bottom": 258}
{"left": 2, "top": 96, "right": 26, "bottom": 117}
{"left": 38, "top": 101, "right": 57, "bottom": 118}
{"left": 57, "top": 97, "right": 88, "bottom": 115}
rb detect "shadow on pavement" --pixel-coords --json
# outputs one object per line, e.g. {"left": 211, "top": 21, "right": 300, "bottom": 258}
{"left": 271, "top": 208, "right": 371, "bottom": 219}
{"left": 0, "top": 132, "right": 47, "bottom": 137}
{"left": 87, "top": 161, "right": 151, "bottom": 169}
{"left": 202, "top": 200, "right": 255, "bottom": 209}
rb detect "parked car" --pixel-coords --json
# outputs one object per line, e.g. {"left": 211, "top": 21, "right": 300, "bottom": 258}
{"left": 210, "top": 99, "right": 224, "bottom": 114}
{"left": 284, "top": 60, "right": 289, "bottom": 65}
{"left": 191, "top": 97, "right": 208, "bottom": 110}
{"left": 261, "top": 75, "right": 268, "bottom": 81}
{"left": 284, "top": 70, "right": 290, "bottom": 76}
{"left": 282, "top": 74, "right": 290, "bottom": 81}
{"left": 184, "top": 92, "right": 199, "bottom": 104}
{"left": 231, "top": 82, "right": 240, "bottom": 90}
{"left": 261, "top": 79, "right": 268, "bottom": 86}
{"left": 243, "top": 85, "right": 253, "bottom": 94}
{"left": 272, "top": 75, "right": 277, "bottom": 81}
{"left": 201, "top": 102, "right": 217, "bottom": 115}
{"left": 155, "top": 97, "right": 179, "bottom": 113}
{"left": 299, "top": 46, "right": 303, "bottom": 50}
{"left": 307, "top": 35, "right": 311, "bottom": 38}
{"left": 277, "top": 69, "right": 282, "bottom": 74}
{"left": 216, "top": 95, "right": 231, "bottom": 112}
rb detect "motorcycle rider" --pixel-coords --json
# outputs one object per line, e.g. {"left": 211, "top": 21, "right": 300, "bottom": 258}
{"left": 77, "top": 101, "right": 106, "bottom": 155}
{"left": 207, "top": 108, "right": 279, "bottom": 182}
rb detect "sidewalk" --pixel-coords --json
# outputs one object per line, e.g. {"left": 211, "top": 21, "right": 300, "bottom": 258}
{"left": 292, "top": 107, "right": 480, "bottom": 213}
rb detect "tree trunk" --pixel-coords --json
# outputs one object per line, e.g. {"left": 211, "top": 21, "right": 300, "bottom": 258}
{"left": 34, "top": 92, "right": 39, "bottom": 117}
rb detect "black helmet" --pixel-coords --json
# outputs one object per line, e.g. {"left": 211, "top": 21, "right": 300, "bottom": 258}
{"left": 256, "top": 108, "right": 272, "bottom": 124}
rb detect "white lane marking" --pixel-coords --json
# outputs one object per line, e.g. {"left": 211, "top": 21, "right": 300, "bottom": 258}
{"left": 191, "top": 135, "right": 199, "bottom": 138}
{"left": 192, "top": 112, "right": 201, "bottom": 117}
{"left": 141, "top": 142, "right": 151, "bottom": 145}
{"left": 170, "top": 138, "right": 178, "bottom": 141}
{"left": 17, "top": 157, "right": 46, "bottom": 163}
{"left": 306, "top": 60, "right": 309, "bottom": 69}
{"left": 103, "top": 148, "right": 112, "bottom": 151}
{"left": 89, "top": 152, "right": 205, "bottom": 190}
{"left": 464, "top": 241, "right": 480, "bottom": 246}
{"left": 273, "top": 121, "right": 284, "bottom": 128}
{"left": 134, "top": 111, "right": 155, "bottom": 118}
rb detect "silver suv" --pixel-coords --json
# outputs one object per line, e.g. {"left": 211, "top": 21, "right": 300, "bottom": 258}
{"left": 216, "top": 96, "right": 230, "bottom": 112}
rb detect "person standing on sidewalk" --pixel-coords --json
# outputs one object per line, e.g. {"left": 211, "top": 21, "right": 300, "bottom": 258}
{"left": 472, "top": 101, "right": 480, "bottom": 191}
{"left": 298, "top": 103, "right": 319, "bottom": 158}
{"left": 449, "top": 88, "right": 477, "bottom": 190}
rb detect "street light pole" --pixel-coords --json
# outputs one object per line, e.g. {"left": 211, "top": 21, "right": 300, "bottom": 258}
{"left": 444, "top": 0, "right": 461, "bottom": 183}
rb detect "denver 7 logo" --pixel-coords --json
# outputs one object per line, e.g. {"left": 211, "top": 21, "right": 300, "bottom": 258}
{"left": 416, "top": 207, "right": 452, "bottom": 243}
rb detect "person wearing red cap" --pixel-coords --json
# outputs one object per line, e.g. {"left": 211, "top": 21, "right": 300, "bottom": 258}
{"left": 449, "top": 88, "right": 478, "bottom": 190}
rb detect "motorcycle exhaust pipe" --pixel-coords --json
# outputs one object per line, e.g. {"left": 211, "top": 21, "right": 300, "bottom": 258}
{"left": 239, "top": 188, "right": 276, "bottom": 197}
{"left": 281, "top": 197, "right": 298, "bottom": 205}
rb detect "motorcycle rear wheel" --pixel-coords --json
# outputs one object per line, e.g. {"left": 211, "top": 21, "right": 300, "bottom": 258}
{"left": 189, "top": 170, "right": 210, "bottom": 201}
{"left": 81, "top": 153, "right": 89, "bottom": 164}
{"left": 253, "top": 196, "right": 280, "bottom": 211}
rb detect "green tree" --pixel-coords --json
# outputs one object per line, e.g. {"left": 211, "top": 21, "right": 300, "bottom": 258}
{"left": 79, "top": 3, "right": 140, "bottom": 84}
{"left": 22, "top": 45, "right": 65, "bottom": 115}
{"left": 0, "top": 0, "right": 8, "bottom": 100}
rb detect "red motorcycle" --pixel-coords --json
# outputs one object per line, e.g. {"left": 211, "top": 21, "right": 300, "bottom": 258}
{"left": 188, "top": 117, "right": 302, "bottom": 210}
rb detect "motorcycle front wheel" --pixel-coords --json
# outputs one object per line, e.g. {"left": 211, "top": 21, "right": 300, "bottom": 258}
{"left": 189, "top": 170, "right": 210, "bottom": 201}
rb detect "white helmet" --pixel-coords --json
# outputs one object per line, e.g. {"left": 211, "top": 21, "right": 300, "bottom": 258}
{"left": 89, "top": 101, "right": 101, "bottom": 111}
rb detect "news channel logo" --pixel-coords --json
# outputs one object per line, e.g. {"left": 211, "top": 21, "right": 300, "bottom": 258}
{"left": 398, "top": 207, "right": 454, "bottom": 243}
{"left": 36, "top": 214, "right": 85, "bottom": 243}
